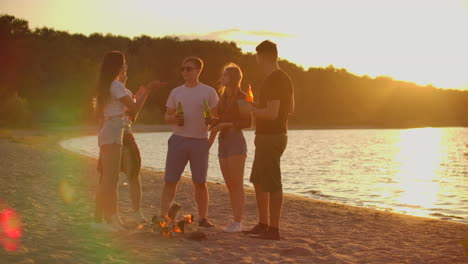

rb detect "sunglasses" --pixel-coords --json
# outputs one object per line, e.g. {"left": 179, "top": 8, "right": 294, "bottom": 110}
{"left": 180, "top": 66, "right": 197, "bottom": 72}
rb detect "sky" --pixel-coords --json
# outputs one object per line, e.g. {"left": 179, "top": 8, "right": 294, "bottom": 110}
{"left": 2, "top": 0, "right": 468, "bottom": 89}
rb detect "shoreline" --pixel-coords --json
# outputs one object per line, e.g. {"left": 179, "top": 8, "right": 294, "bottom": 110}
{"left": 1, "top": 128, "right": 468, "bottom": 263}
{"left": 60, "top": 138, "right": 468, "bottom": 225}
{"left": 57, "top": 125, "right": 468, "bottom": 224}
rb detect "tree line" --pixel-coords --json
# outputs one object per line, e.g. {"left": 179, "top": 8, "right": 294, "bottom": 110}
{"left": 1, "top": 14, "right": 467, "bottom": 128}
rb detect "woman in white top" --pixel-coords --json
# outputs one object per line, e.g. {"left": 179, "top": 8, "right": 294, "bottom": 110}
{"left": 95, "top": 51, "right": 162, "bottom": 231}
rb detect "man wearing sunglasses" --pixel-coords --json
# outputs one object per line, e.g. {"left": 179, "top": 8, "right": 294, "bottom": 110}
{"left": 161, "top": 56, "right": 219, "bottom": 228}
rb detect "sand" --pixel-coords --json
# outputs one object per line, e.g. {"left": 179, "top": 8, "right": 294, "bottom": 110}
{"left": 0, "top": 127, "right": 467, "bottom": 264}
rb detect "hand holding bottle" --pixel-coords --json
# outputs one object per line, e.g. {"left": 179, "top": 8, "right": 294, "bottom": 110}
{"left": 203, "top": 99, "right": 212, "bottom": 126}
{"left": 176, "top": 102, "right": 184, "bottom": 126}
{"left": 238, "top": 84, "right": 254, "bottom": 115}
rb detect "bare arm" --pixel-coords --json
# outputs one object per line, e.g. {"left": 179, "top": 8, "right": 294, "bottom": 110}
{"left": 211, "top": 106, "right": 218, "bottom": 118}
{"left": 207, "top": 106, "right": 219, "bottom": 148}
{"left": 119, "top": 87, "right": 150, "bottom": 121}
{"left": 253, "top": 100, "right": 280, "bottom": 120}
{"left": 208, "top": 130, "right": 218, "bottom": 149}
{"left": 164, "top": 107, "right": 178, "bottom": 124}
{"left": 120, "top": 95, "right": 139, "bottom": 115}
{"left": 119, "top": 81, "right": 163, "bottom": 121}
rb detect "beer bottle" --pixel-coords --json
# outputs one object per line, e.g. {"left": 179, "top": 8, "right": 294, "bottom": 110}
{"left": 176, "top": 102, "right": 184, "bottom": 126}
{"left": 203, "top": 99, "right": 212, "bottom": 126}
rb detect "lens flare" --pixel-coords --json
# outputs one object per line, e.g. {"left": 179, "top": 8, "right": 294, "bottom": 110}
{"left": 1, "top": 209, "right": 22, "bottom": 239}
{"left": 0, "top": 207, "right": 22, "bottom": 252}
{"left": 0, "top": 235, "right": 19, "bottom": 252}
{"left": 60, "top": 179, "right": 75, "bottom": 204}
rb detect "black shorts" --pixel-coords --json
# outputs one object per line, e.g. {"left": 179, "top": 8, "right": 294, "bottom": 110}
{"left": 249, "top": 133, "right": 288, "bottom": 192}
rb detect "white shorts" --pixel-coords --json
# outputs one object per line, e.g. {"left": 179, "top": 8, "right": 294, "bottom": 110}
{"left": 98, "top": 116, "right": 131, "bottom": 147}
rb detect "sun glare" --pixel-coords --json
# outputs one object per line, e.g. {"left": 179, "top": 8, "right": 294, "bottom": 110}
{"left": 392, "top": 128, "right": 446, "bottom": 215}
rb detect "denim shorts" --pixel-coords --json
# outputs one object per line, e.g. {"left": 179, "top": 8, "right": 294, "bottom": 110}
{"left": 165, "top": 134, "right": 209, "bottom": 184}
{"left": 98, "top": 116, "right": 131, "bottom": 147}
{"left": 218, "top": 129, "right": 247, "bottom": 159}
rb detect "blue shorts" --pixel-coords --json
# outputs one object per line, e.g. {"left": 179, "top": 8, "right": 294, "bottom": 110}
{"left": 165, "top": 134, "right": 209, "bottom": 184}
{"left": 218, "top": 130, "right": 247, "bottom": 159}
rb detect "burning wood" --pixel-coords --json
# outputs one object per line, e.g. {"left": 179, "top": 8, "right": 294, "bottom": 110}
{"left": 159, "top": 213, "right": 195, "bottom": 237}
{"left": 132, "top": 203, "right": 202, "bottom": 239}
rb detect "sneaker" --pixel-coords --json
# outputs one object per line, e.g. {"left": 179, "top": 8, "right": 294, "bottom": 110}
{"left": 198, "top": 218, "right": 215, "bottom": 228}
{"left": 223, "top": 221, "right": 242, "bottom": 233}
{"left": 249, "top": 228, "right": 280, "bottom": 240}
{"left": 242, "top": 223, "right": 268, "bottom": 235}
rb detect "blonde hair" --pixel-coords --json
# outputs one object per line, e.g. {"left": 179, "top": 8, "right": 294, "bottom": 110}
{"left": 218, "top": 63, "right": 243, "bottom": 96}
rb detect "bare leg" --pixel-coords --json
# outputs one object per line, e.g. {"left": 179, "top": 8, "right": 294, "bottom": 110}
{"left": 160, "top": 182, "right": 178, "bottom": 217}
{"left": 193, "top": 182, "right": 209, "bottom": 219}
{"left": 253, "top": 183, "right": 269, "bottom": 225}
{"left": 221, "top": 155, "right": 246, "bottom": 223}
{"left": 122, "top": 151, "right": 142, "bottom": 212}
{"left": 127, "top": 174, "right": 142, "bottom": 212}
{"left": 99, "top": 144, "right": 122, "bottom": 223}
{"left": 269, "top": 189, "right": 283, "bottom": 229}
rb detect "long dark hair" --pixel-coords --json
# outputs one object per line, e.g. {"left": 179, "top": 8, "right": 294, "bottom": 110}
{"left": 95, "top": 51, "right": 125, "bottom": 117}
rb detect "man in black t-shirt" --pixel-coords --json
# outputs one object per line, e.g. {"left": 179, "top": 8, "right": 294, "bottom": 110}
{"left": 243, "top": 40, "right": 294, "bottom": 240}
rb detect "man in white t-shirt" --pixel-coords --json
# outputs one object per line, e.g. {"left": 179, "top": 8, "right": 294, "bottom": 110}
{"left": 161, "top": 57, "right": 219, "bottom": 227}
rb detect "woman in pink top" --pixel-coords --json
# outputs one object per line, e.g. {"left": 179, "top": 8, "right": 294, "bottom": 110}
{"left": 209, "top": 63, "right": 252, "bottom": 232}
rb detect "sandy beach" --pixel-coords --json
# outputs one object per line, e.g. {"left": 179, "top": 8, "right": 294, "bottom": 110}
{"left": 0, "top": 127, "right": 467, "bottom": 264}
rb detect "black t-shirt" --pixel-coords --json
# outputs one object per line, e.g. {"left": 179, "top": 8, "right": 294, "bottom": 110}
{"left": 255, "top": 70, "right": 293, "bottom": 134}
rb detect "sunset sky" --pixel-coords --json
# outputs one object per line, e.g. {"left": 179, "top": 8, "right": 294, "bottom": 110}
{"left": 2, "top": 0, "right": 468, "bottom": 89}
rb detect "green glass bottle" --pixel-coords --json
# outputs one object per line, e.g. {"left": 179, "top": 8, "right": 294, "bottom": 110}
{"left": 203, "top": 99, "right": 212, "bottom": 126}
{"left": 176, "top": 102, "right": 184, "bottom": 126}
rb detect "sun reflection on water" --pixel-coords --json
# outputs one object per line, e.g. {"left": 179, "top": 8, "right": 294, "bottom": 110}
{"left": 392, "top": 128, "right": 446, "bottom": 216}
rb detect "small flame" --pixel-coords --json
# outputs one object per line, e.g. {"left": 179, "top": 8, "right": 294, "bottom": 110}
{"left": 246, "top": 84, "right": 254, "bottom": 103}
{"left": 161, "top": 229, "right": 171, "bottom": 237}
{"left": 160, "top": 220, "right": 171, "bottom": 237}
{"left": 137, "top": 224, "right": 144, "bottom": 230}
{"left": 184, "top": 214, "right": 193, "bottom": 223}
{"left": 157, "top": 214, "right": 195, "bottom": 237}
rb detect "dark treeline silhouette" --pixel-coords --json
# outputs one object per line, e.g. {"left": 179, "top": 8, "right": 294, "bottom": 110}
{"left": 1, "top": 14, "right": 467, "bottom": 128}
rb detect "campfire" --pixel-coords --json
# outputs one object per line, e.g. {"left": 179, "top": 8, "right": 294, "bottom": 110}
{"left": 135, "top": 203, "right": 204, "bottom": 240}
{"left": 159, "top": 214, "right": 194, "bottom": 237}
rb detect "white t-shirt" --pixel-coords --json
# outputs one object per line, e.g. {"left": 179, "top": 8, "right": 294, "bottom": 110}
{"left": 166, "top": 83, "right": 219, "bottom": 138}
{"left": 103, "top": 81, "right": 133, "bottom": 117}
